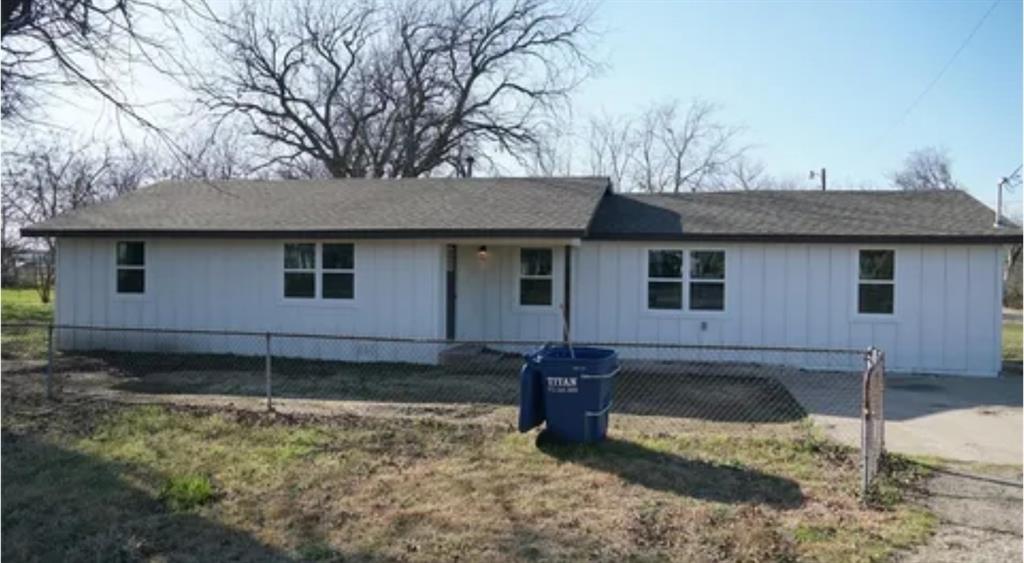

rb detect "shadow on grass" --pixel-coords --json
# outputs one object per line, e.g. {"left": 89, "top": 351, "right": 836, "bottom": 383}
{"left": 535, "top": 431, "right": 804, "bottom": 509}
{"left": 0, "top": 431, "right": 382, "bottom": 562}
{"left": 57, "top": 350, "right": 807, "bottom": 423}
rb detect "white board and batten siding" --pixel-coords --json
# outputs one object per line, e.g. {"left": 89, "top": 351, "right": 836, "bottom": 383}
{"left": 454, "top": 244, "right": 566, "bottom": 344}
{"left": 55, "top": 238, "right": 448, "bottom": 363}
{"left": 571, "top": 242, "right": 1003, "bottom": 377}
{"left": 55, "top": 237, "right": 1005, "bottom": 376}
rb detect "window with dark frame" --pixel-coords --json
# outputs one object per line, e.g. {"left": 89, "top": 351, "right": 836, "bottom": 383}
{"left": 858, "top": 249, "right": 894, "bottom": 315}
{"left": 322, "top": 243, "right": 354, "bottom": 299}
{"left": 647, "top": 250, "right": 683, "bottom": 310}
{"left": 115, "top": 241, "right": 145, "bottom": 294}
{"left": 284, "top": 243, "right": 316, "bottom": 298}
{"left": 519, "top": 248, "right": 553, "bottom": 306}
{"left": 689, "top": 250, "right": 725, "bottom": 311}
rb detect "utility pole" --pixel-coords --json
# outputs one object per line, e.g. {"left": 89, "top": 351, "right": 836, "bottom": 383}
{"left": 995, "top": 165, "right": 1022, "bottom": 227}
{"left": 809, "top": 168, "right": 826, "bottom": 191}
{"left": 996, "top": 177, "right": 1004, "bottom": 227}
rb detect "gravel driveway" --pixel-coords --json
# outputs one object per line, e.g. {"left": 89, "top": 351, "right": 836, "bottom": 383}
{"left": 900, "top": 463, "right": 1022, "bottom": 563}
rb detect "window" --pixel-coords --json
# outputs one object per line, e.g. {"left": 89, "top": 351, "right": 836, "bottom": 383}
{"left": 647, "top": 250, "right": 683, "bottom": 310}
{"left": 284, "top": 243, "right": 316, "bottom": 298}
{"left": 116, "top": 241, "right": 145, "bottom": 294}
{"left": 283, "top": 243, "right": 355, "bottom": 300}
{"left": 647, "top": 249, "right": 726, "bottom": 312}
{"left": 519, "top": 248, "right": 553, "bottom": 306}
{"left": 322, "top": 243, "right": 354, "bottom": 299}
{"left": 858, "top": 249, "right": 894, "bottom": 314}
{"left": 689, "top": 250, "right": 725, "bottom": 311}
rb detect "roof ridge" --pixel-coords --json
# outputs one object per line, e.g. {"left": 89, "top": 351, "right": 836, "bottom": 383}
{"left": 619, "top": 189, "right": 973, "bottom": 196}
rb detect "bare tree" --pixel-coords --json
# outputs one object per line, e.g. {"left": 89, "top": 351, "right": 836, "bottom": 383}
{"left": 579, "top": 100, "right": 747, "bottom": 193}
{"left": 522, "top": 116, "right": 576, "bottom": 177}
{"left": 1, "top": 200, "right": 23, "bottom": 286}
{"left": 2, "top": 139, "right": 155, "bottom": 301}
{"left": 1, "top": 0, "right": 186, "bottom": 127}
{"left": 890, "top": 147, "right": 961, "bottom": 191}
{"left": 710, "top": 157, "right": 772, "bottom": 190}
{"left": 191, "top": 0, "right": 594, "bottom": 179}
{"left": 586, "top": 112, "right": 634, "bottom": 190}
{"left": 631, "top": 106, "right": 667, "bottom": 193}
{"left": 633, "top": 100, "right": 746, "bottom": 193}
{"left": 158, "top": 125, "right": 263, "bottom": 181}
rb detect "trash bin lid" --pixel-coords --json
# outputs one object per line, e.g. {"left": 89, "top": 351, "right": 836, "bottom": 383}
{"left": 526, "top": 346, "right": 618, "bottom": 375}
{"left": 534, "top": 346, "right": 615, "bottom": 362}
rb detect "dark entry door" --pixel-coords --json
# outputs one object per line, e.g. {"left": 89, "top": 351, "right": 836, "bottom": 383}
{"left": 445, "top": 245, "right": 457, "bottom": 339}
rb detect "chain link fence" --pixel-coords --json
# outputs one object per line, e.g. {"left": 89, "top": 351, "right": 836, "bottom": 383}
{"left": 1, "top": 322, "right": 886, "bottom": 496}
{"left": 861, "top": 348, "right": 886, "bottom": 493}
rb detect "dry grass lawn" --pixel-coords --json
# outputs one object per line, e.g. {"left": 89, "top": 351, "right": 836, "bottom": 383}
{"left": 2, "top": 371, "right": 933, "bottom": 563}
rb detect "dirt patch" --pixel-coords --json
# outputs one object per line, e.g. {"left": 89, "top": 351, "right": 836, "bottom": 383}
{"left": 35, "top": 350, "right": 812, "bottom": 426}
{"left": 900, "top": 463, "right": 1023, "bottom": 563}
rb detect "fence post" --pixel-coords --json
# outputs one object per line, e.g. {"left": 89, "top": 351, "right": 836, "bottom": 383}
{"left": 45, "top": 323, "right": 55, "bottom": 400}
{"left": 860, "top": 347, "right": 886, "bottom": 501}
{"left": 264, "top": 332, "right": 273, "bottom": 412}
{"left": 861, "top": 348, "right": 870, "bottom": 498}
{"left": 876, "top": 349, "right": 885, "bottom": 452}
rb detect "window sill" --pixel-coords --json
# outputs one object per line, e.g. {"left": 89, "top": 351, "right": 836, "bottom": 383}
{"left": 514, "top": 303, "right": 560, "bottom": 314}
{"left": 279, "top": 298, "right": 359, "bottom": 309}
{"left": 640, "top": 308, "right": 729, "bottom": 320}
{"left": 851, "top": 313, "right": 899, "bottom": 324}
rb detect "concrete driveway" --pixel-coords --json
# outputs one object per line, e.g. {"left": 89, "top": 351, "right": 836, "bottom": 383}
{"left": 781, "top": 373, "right": 1022, "bottom": 465}
{"left": 882, "top": 375, "right": 1022, "bottom": 464}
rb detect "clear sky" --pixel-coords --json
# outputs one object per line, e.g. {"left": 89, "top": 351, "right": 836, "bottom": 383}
{"left": 577, "top": 0, "right": 1022, "bottom": 208}
{"left": 11, "top": 0, "right": 1023, "bottom": 211}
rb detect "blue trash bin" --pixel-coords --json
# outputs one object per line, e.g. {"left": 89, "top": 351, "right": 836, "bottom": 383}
{"left": 518, "top": 361, "right": 545, "bottom": 432}
{"left": 521, "top": 345, "right": 618, "bottom": 443}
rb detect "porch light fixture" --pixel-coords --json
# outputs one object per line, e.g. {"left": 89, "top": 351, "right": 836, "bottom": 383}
{"left": 477, "top": 245, "right": 489, "bottom": 261}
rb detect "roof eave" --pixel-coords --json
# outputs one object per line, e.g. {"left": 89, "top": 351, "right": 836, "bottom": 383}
{"left": 21, "top": 227, "right": 588, "bottom": 239}
{"left": 584, "top": 232, "right": 1023, "bottom": 244}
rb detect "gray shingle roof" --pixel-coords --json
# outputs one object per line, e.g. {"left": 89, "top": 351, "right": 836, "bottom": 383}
{"left": 22, "top": 177, "right": 611, "bottom": 238}
{"left": 22, "top": 178, "right": 1019, "bottom": 243}
{"left": 586, "top": 190, "right": 1020, "bottom": 243}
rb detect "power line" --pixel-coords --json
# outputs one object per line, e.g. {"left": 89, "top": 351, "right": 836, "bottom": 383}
{"left": 868, "top": 0, "right": 1000, "bottom": 150}
{"left": 1000, "top": 164, "right": 1022, "bottom": 189}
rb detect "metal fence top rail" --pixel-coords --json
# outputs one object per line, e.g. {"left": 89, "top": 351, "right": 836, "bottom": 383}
{"left": 3, "top": 322, "right": 870, "bottom": 356}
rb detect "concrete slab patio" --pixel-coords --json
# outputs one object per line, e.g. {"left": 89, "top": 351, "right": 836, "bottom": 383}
{"left": 781, "top": 372, "right": 1022, "bottom": 465}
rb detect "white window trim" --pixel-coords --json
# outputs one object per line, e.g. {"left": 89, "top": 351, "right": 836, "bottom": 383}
{"left": 643, "top": 247, "right": 728, "bottom": 316}
{"left": 854, "top": 248, "right": 896, "bottom": 319}
{"left": 283, "top": 242, "right": 317, "bottom": 300}
{"left": 645, "top": 248, "right": 685, "bottom": 312}
{"left": 113, "top": 240, "right": 148, "bottom": 299}
{"left": 688, "top": 249, "right": 727, "bottom": 313}
{"left": 517, "top": 247, "right": 556, "bottom": 309}
{"left": 321, "top": 242, "right": 356, "bottom": 301}
{"left": 281, "top": 242, "right": 357, "bottom": 305}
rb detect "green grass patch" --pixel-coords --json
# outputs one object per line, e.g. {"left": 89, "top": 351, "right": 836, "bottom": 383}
{"left": 1, "top": 288, "right": 53, "bottom": 360}
{"left": 1, "top": 287, "right": 53, "bottom": 322}
{"left": 160, "top": 474, "right": 215, "bottom": 511}
{"left": 1004, "top": 321, "right": 1022, "bottom": 362}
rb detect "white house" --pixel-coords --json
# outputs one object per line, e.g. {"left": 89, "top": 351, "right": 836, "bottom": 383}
{"left": 23, "top": 177, "right": 1020, "bottom": 376}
